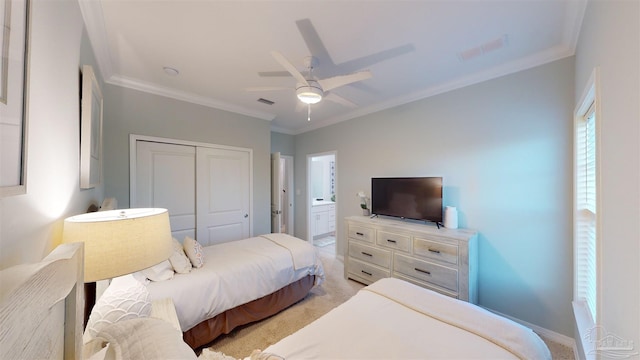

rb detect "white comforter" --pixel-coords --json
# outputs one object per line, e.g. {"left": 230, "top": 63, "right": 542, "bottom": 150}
{"left": 264, "top": 278, "right": 551, "bottom": 359}
{"left": 146, "top": 235, "right": 325, "bottom": 332}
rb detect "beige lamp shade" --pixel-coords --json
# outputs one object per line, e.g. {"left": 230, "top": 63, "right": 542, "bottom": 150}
{"left": 63, "top": 208, "right": 173, "bottom": 282}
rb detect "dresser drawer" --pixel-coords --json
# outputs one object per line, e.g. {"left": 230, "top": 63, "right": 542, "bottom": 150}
{"left": 413, "top": 237, "right": 458, "bottom": 265}
{"left": 348, "top": 225, "right": 375, "bottom": 243}
{"left": 349, "top": 242, "right": 391, "bottom": 268}
{"left": 394, "top": 254, "right": 458, "bottom": 292}
{"left": 376, "top": 231, "right": 411, "bottom": 252}
{"left": 348, "top": 258, "right": 390, "bottom": 284}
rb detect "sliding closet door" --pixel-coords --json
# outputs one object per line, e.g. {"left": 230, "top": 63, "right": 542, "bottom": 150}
{"left": 196, "top": 147, "right": 251, "bottom": 246}
{"left": 133, "top": 141, "right": 196, "bottom": 241}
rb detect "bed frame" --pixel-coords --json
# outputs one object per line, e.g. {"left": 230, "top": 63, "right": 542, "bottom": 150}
{"left": 0, "top": 243, "right": 84, "bottom": 359}
{"left": 183, "top": 274, "right": 315, "bottom": 349}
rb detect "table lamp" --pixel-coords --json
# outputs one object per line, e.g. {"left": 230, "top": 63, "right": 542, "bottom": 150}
{"left": 63, "top": 208, "right": 173, "bottom": 324}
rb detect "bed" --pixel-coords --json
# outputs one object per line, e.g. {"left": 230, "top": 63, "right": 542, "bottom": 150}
{"left": 0, "top": 242, "right": 84, "bottom": 359}
{"left": 140, "top": 233, "right": 325, "bottom": 349}
{"left": 258, "top": 277, "right": 552, "bottom": 359}
{"left": 1, "top": 242, "right": 551, "bottom": 360}
{"left": 0, "top": 242, "right": 203, "bottom": 360}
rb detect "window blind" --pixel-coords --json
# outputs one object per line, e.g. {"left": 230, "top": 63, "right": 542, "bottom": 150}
{"left": 575, "top": 103, "right": 597, "bottom": 322}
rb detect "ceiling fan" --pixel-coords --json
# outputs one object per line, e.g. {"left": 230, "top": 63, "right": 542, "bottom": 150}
{"left": 249, "top": 51, "right": 373, "bottom": 120}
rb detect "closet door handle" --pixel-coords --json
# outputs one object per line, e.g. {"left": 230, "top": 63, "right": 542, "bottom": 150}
{"left": 428, "top": 248, "right": 441, "bottom": 254}
{"left": 387, "top": 239, "right": 397, "bottom": 244}
{"left": 356, "top": 232, "right": 364, "bottom": 236}
{"left": 414, "top": 268, "right": 431, "bottom": 275}
{"left": 361, "top": 270, "right": 372, "bottom": 276}
{"left": 361, "top": 252, "right": 373, "bottom": 257}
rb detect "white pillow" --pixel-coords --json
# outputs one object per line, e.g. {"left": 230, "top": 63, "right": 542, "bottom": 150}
{"left": 168, "top": 238, "right": 192, "bottom": 274}
{"left": 85, "top": 275, "right": 152, "bottom": 340}
{"left": 183, "top": 236, "right": 205, "bottom": 268}
{"left": 96, "top": 318, "right": 197, "bottom": 360}
{"left": 140, "top": 259, "right": 174, "bottom": 281}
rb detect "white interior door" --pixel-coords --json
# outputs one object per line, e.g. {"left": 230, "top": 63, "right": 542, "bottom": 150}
{"left": 271, "top": 152, "right": 282, "bottom": 233}
{"left": 281, "top": 155, "right": 294, "bottom": 235}
{"left": 196, "top": 147, "right": 251, "bottom": 246}
{"left": 133, "top": 141, "right": 196, "bottom": 241}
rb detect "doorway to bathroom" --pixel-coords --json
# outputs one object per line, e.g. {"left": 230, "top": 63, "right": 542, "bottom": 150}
{"left": 307, "top": 151, "right": 337, "bottom": 256}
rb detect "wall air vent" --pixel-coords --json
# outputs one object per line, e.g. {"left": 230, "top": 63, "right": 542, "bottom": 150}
{"left": 457, "top": 34, "right": 509, "bottom": 62}
{"left": 257, "top": 98, "right": 275, "bottom": 105}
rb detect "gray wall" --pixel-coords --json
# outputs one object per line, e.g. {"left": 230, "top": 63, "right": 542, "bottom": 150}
{"left": 102, "top": 85, "right": 272, "bottom": 235}
{"left": 271, "top": 132, "right": 295, "bottom": 156}
{"left": 291, "top": 58, "right": 574, "bottom": 336}
{"left": 0, "top": 0, "right": 104, "bottom": 268}
{"left": 574, "top": 0, "right": 639, "bottom": 355}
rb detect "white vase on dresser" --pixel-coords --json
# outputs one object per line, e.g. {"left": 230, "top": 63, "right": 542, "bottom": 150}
{"left": 444, "top": 206, "right": 459, "bottom": 229}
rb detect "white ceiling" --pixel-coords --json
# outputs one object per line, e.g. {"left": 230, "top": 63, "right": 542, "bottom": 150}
{"left": 80, "top": 0, "right": 586, "bottom": 135}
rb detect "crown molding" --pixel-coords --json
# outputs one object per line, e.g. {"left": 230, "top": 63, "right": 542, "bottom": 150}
{"left": 108, "top": 75, "right": 275, "bottom": 121}
{"left": 293, "top": 44, "right": 575, "bottom": 135}
{"left": 78, "top": 0, "right": 113, "bottom": 81}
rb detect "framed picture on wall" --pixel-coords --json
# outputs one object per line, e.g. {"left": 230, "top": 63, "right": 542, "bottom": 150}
{"left": 80, "top": 64, "right": 103, "bottom": 189}
{"left": 0, "top": 0, "right": 31, "bottom": 197}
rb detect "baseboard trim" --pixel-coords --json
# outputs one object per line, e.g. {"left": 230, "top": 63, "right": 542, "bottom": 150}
{"left": 482, "top": 307, "right": 576, "bottom": 350}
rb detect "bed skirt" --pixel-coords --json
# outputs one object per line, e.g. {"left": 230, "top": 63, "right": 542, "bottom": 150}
{"left": 183, "top": 275, "right": 316, "bottom": 350}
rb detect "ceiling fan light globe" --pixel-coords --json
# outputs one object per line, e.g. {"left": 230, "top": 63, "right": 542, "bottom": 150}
{"left": 297, "top": 92, "right": 322, "bottom": 104}
{"left": 296, "top": 82, "right": 323, "bottom": 104}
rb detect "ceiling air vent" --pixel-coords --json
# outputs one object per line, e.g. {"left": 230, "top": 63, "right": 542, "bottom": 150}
{"left": 257, "top": 98, "right": 275, "bottom": 105}
{"left": 457, "top": 34, "right": 509, "bottom": 62}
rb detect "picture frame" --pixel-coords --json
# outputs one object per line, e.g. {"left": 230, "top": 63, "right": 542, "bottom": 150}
{"left": 0, "top": 0, "right": 31, "bottom": 197}
{"left": 80, "top": 64, "right": 103, "bottom": 189}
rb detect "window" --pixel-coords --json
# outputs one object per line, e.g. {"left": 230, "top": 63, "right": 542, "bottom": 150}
{"left": 575, "top": 102, "right": 597, "bottom": 319}
{"left": 573, "top": 68, "right": 600, "bottom": 358}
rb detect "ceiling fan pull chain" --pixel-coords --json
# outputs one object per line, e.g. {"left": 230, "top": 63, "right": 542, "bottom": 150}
{"left": 307, "top": 104, "right": 311, "bottom": 121}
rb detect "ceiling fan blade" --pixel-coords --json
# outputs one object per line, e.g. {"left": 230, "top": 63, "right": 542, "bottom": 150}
{"left": 295, "top": 19, "right": 332, "bottom": 66}
{"left": 257, "top": 70, "right": 292, "bottom": 77}
{"left": 319, "top": 70, "right": 372, "bottom": 92}
{"left": 325, "top": 92, "right": 358, "bottom": 108}
{"left": 245, "top": 86, "right": 290, "bottom": 92}
{"left": 271, "top": 51, "right": 308, "bottom": 86}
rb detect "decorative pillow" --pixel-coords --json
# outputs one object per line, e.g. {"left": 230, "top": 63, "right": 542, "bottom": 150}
{"left": 84, "top": 275, "right": 152, "bottom": 340}
{"left": 168, "top": 238, "right": 192, "bottom": 274}
{"left": 96, "top": 318, "right": 197, "bottom": 360}
{"left": 183, "top": 236, "right": 205, "bottom": 268}
{"left": 141, "top": 260, "right": 174, "bottom": 281}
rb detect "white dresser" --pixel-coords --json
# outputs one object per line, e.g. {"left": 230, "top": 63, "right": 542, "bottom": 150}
{"left": 345, "top": 216, "right": 478, "bottom": 303}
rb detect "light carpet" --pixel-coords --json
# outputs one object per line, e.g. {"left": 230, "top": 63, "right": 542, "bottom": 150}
{"left": 201, "top": 248, "right": 574, "bottom": 360}
{"left": 202, "top": 247, "right": 361, "bottom": 359}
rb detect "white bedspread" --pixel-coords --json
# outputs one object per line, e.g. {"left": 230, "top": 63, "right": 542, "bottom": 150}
{"left": 264, "top": 278, "right": 551, "bottom": 359}
{"left": 145, "top": 236, "right": 324, "bottom": 332}
{"left": 260, "top": 233, "right": 316, "bottom": 270}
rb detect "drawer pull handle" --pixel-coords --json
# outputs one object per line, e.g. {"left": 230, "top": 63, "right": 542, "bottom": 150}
{"left": 361, "top": 252, "right": 373, "bottom": 257}
{"left": 428, "top": 249, "right": 441, "bottom": 254}
{"left": 356, "top": 232, "right": 364, "bottom": 236}
{"left": 361, "top": 270, "right": 373, "bottom": 276}
{"left": 387, "top": 239, "right": 397, "bottom": 243}
{"left": 414, "top": 268, "right": 431, "bottom": 275}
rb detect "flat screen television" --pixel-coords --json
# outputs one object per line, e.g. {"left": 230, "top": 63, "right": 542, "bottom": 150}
{"left": 371, "top": 177, "right": 443, "bottom": 224}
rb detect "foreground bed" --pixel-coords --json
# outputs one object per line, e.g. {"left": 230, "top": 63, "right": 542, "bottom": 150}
{"left": 144, "top": 233, "right": 325, "bottom": 349}
{"left": 260, "top": 277, "right": 551, "bottom": 359}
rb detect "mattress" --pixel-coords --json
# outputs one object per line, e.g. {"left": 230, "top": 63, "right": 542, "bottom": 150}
{"left": 263, "top": 278, "right": 551, "bottom": 359}
{"left": 146, "top": 235, "right": 325, "bottom": 333}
